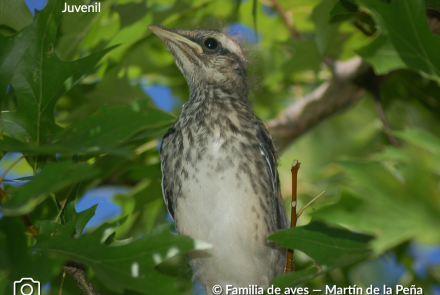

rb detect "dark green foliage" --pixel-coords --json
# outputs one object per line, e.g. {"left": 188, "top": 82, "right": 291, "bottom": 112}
{"left": 35, "top": 212, "right": 202, "bottom": 294}
{"left": 2, "top": 162, "right": 99, "bottom": 216}
{"left": 270, "top": 222, "right": 373, "bottom": 270}
{"left": 270, "top": 222, "right": 373, "bottom": 288}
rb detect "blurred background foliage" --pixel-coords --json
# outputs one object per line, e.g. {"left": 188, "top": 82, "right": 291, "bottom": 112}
{"left": 1, "top": 0, "right": 440, "bottom": 294}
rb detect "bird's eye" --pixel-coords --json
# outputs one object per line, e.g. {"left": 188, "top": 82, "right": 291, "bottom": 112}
{"left": 204, "top": 38, "right": 218, "bottom": 49}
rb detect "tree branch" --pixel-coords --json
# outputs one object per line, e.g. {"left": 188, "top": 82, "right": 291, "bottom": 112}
{"left": 271, "top": 0, "right": 302, "bottom": 39}
{"left": 64, "top": 262, "right": 101, "bottom": 295}
{"left": 267, "top": 11, "right": 440, "bottom": 151}
{"left": 267, "top": 57, "right": 370, "bottom": 151}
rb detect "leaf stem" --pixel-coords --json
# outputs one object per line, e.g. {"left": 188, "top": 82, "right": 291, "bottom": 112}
{"left": 54, "top": 185, "right": 75, "bottom": 223}
{"left": 21, "top": 214, "right": 39, "bottom": 236}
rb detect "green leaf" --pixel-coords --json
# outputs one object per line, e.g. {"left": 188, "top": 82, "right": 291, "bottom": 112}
{"left": 120, "top": 162, "right": 163, "bottom": 208}
{"left": 269, "top": 222, "right": 373, "bottom": 271}
{"left": 282, "top": 40, "right": 322, "bottom": 74}
{"left": 425, "top": 0, "right": 440, "bottom": 11}
{"left": 0, "top": 22, "right": 36, "bottom": 115}
{"left": 355, "top": 31, "right": 406, "bottom": 75}
{"left": 382, "top": 70, "right": 440, "bottom": 115}
{"left": 39, "top": 204, "right": 97, "bottom": 241}
{"left": 0, "top": 217, "right": 63, "bottom": 294}
{"left": 125, "top": 162, "right": 162, "bottom": 181}
{"left": 313, "top": 156, "right": 440, "bottom": 254}
{"left": 34, "top": 222, "right": 210, "bottom": 295}
{"left": 0, "top": 0, "right": 33, "bottom": 32}
{"left": 52, "top": 100, "right": 175, "bottom": 155}
{"left": 73, "top": 205, "right": 98, "bottom": 238}
{"left": 63, "top": 201, "right": 77, "bottom": 225}
{"left": 0, "top": 136, "right": 71, "bottom": 154}
{"left": 272, "top": 268, "right": 320, "bottom": 290}
{"left": 114, "top": 0, "right": 148, "bottom": 29}
{"left": 1, "top": 101, "right": 172, "bottom": 157}
{"left": 63, "top": 202, "right": 98, "bottom": 238}
{"left": 311, "top": 0, "right": 347, "bottom": 57}
{"left": 38, "top": 220, "right": 65, "bottom": 239}
{"left": 392, "top": 128, "right": 440, "bottom": 155}
{"left": 0, "top": 117, "right": 31, "bottom": 141}
{"left": 330, "top": 0, "right": 358, "bottom": 16}
{"left": 134, "top": 179, "right": 163, "bottom": 208}
{"left": 61, "top": 68, "right": 152, "bottom": 124}
{"left": 56, "top": 0, "right": 110, "bottom": 60}
{"left": 356, "top": 0, "right": 440, "bottom": 80}
{"left": 1, "top": 162, "right": 99, "bottom": 216}
{"left": 103, "top": 13, "right": 151, "bottom": 63}
{"left": 3, "top": 0, "right": 115, "bottom": 146}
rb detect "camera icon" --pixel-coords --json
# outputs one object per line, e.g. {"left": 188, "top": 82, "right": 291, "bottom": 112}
{"left": 14, "top": 278, "right": 40, "bottom": 295}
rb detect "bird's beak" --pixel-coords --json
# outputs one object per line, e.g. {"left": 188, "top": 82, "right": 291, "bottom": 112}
{"left": 149, "top": 24, "right": 203, "bottom": 54}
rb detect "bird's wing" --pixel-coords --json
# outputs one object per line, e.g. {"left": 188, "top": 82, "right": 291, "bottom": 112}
{"left": 160, "top": 127, "right": 176, "bottom": 221}
{"left": 256, "top": 120, "right": 289, "bottom": 231}
{"left": 161, "top": 164, "right": 175, "bottom": 221}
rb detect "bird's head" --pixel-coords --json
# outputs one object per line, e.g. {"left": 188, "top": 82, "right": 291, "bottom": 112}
{"left": 149, "top": 25, "right": 248, "bottom": 95}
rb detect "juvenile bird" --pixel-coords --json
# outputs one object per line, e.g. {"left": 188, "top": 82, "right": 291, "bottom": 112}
{"left": 149, "top": 25, "right": 288, "bottom": 294}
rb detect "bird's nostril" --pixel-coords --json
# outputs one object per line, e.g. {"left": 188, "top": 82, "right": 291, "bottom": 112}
{"left": 204, "top": 38, "right": 218, "bottom": 49}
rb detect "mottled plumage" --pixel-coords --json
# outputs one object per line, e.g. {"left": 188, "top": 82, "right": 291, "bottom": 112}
{"left": 149, "top": 24, "right": 288, "bottom": 294}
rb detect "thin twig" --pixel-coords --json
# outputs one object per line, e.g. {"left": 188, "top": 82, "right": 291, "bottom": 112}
{"left": 0, "top": 186, "right": 7, "bottom": 201}
{"left": 271, "top": 0, "right": 302, "bottom": 39}
{"left": 0, "top": 183, "right": 40, "bottom": 236}
{"left": 252, "top": 0, "right": 258, "bottom": 42}
{"left": 296, "top": 191, "right": 325, "bottom": 219}
{"left": 0, "top": 155, "right": 39, "bottom": 235}
{"left": 284, "top": 160, "right": 300, "bottom": 274}
{"left": 64, "top": 262, "right": 101, "bottom": 295}
{"left": 54, "top": 186, "right": 75, "bottom": 223}
{"left": 0, "top": 155, "right": 24, "bottom": 183}
{"left": 373, "top": 99, "right": 400, "bottom": 147}
{"left": 59, "top": 270, "right": 66, "bottom": 295}
{"left": 33, "top": 155, "right": 38, "bottom": 176}
{"left": 314, "top": 263, "right": 322, "bottom": 274}
{"left": 21, "top": 215, "right": 39, "bottom": 236}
